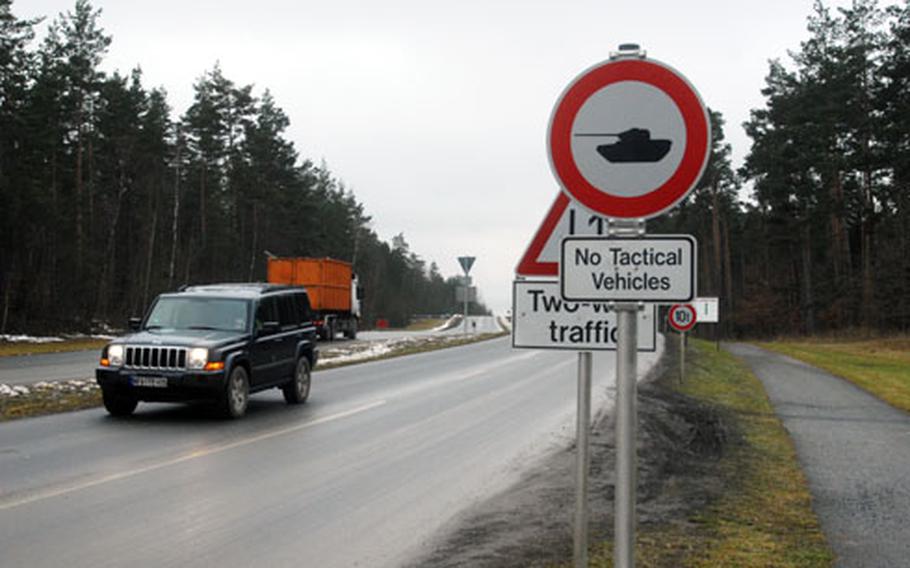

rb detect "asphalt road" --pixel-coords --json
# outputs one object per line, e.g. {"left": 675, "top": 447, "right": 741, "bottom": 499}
{"left": 728, "top": 343, "right": 910, "bottom": 568}
{"left": 1, "top": 334, "right": 662, "bottom": 568}
{"left": 0, "top": 348, "right": 99, "bottom": 386}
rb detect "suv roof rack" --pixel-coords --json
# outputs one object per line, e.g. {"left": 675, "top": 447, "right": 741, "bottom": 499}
{"left": 181, "top": 282, "right": 295, "bottom": 294}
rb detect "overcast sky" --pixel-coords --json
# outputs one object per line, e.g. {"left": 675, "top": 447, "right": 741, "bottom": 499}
{"left": 21, "top": 0, "right": 859, "bottom": 314}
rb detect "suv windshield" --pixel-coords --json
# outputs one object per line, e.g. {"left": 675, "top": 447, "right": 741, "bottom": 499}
{"left": 145, "top": 297, "right": 250, "bottom": 332}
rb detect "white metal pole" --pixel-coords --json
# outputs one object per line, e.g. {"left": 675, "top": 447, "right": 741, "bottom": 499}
{"left": 614, "top": 304, "right": 638, "bottom": 568}
{"left": 463, "top": 277, "right": 469, "bottom": 334}
{"left": 680, "top": 331, "right": 686, "bottom": 383}
{"left": 574, "top": 351, "right": 593, "bottom": 567}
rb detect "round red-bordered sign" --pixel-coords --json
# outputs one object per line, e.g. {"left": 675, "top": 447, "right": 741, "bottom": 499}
{"left": 548, "top": 57, "right": 710, "bottom": 219}
{"left": 668, "top": 304, "right": 697, "bottom": 332}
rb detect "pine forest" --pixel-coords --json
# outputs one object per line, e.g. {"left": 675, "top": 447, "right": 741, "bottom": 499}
{"left": 2, "top": 0, "right": 909, "bottom": 336}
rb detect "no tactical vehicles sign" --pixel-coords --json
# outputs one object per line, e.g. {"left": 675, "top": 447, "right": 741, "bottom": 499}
{"left": 560, "top": 235, "right": 696, "bottom": 303}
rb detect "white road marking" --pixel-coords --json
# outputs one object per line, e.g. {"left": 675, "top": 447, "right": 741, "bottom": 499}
{"left": 0, "top": 399, "right": 387, "bottom": 511}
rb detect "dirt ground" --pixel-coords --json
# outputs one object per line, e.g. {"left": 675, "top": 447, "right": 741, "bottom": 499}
{"left": 409, "top": 348, "right": 733, "bottom": 567}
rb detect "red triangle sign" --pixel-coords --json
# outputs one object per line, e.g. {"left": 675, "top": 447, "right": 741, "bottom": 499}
{"left": 515, "top": 192, "right": 610, "bottom": 277}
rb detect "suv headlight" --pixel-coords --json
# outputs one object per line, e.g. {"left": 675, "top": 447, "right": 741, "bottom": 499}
{"left": 107, "top": 345, "right": 124, "bottom": 367}
{"left": 188, "top": 348, "right": 209, "bottom": 370}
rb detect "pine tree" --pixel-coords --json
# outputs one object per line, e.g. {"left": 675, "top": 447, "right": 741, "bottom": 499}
{"left": 0, "top": 0, "right": 38, "bottom": 332}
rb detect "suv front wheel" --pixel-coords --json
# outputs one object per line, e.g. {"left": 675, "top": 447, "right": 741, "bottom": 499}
{"left": 283, "top": 357, "right": 311, "bottom": 404}
{"left": 220, "top": 365, "right": 249, "bottom": 418}
{"left": 102, "top": 389, "right": 138, "bottom": 417}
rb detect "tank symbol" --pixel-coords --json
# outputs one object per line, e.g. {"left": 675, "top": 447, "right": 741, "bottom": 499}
{"left": 573, "top": 128, "right": 672, "bottom": 163}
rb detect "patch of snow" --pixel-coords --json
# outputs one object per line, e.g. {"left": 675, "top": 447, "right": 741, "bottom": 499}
{"left": 323, "top": 342, "right": 394, "bottom": 364}
{"left": 0, "top": 379, "right": 98, "bottom": 400}
{"left": 431, "top": 315, "right": 460, "bottom": 332}
{"left": 0, "top": 334, "right": 64, "bottom": 343}
{"left": 0, "top": 384, "right": 30, "bottom": 397}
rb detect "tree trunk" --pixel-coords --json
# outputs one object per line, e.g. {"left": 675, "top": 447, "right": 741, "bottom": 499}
{"left": 711, "top": 180, "right": 723, "bottom": 297}
{"left": 95, "top": 168, "right": 129, "bottom": 319}
{"left": 899, "top": 172, "right": 910, "bottom": 331}
{"left": 183, "top": 237, "right": 194, "bottom": 286}
{"left": 199, "top": 165, "right": 207, "bottom": 279}
{"left": 50, "top": 142, "right": 59, "bottom": 315}
{"left": 1, "top": 265, "right": 12, "bottom": 334}
{"left": 87, "top": 120, "right": 95, "bottom": 244}
{"left": 143, "top": 196, "right": 159, "bottom": 309}
{"left": 828, "top": 173, "right": 850, "bottom": 326}
{"left": 861, "top": 169, "right": 875, "bottom": 329}
{"left": 75, "top": 100, "right": 85, "bottom": 282}
{"left": 168, "top": 128, "right": 182, "bottom": 288}
{"left": 722, "top": 214, "right": 734, "bottom": 336}
{"left": 801, "top": 222, "right": 815, "bottom": 335}
{"left": 248, "top": 202, "right": 258, "bottom": 281}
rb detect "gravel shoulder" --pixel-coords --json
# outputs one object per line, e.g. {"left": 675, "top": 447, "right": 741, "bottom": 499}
{"left": 409, "top": 342, "right": 731, "bottom": 567}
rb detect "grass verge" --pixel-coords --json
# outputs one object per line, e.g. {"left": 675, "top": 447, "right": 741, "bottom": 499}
{"left": 761, "top": 338, "right": 910, "bottom": 413}
{"left": 0, "top": 338, "right": 108, "bottom": 357}
{"left": 0, "top": 385, "right": 101, "bottom": 422}
{"left": 587, "top": 338, "right": 833, "bottom": 567}
{"left": 0, "top": 331, "right": 508, "bottom": 422}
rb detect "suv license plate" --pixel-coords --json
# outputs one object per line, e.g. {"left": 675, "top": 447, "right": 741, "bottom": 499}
{"left": 132, "top": 376, "right": 168, "bottom": 388}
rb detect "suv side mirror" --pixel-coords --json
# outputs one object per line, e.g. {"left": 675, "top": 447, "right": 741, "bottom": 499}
{"left": 128, "top": 317, "right": 142, "bottom": 331}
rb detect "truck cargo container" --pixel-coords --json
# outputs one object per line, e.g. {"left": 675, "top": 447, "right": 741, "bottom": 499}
{"left": 267, "top": 257, "right": 362, "bottom": 340}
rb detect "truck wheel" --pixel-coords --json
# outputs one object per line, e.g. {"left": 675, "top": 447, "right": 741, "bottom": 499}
{"left": 219, "top": 366, "right": 249, "bottom": 418}
{"left": 283, "top": 357, "right": 311, "bottom": 404}
{"left": 102, "top": 389, "right": 138, "bottom": 417}
{"left": 345, "top": 320, "right": 358, "bottom": 340}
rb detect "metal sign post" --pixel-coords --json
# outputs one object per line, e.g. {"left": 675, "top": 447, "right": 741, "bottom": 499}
{"left": 614, "top": 302, "right": 638, "bottom": 568}
{"left": 574, "top": 351, "right": 593, "bottom": 567}
{"left": 458, "top": 257, "right": 475, "bottom": 334}
{"left": 609, "top": 219, "right": 643, "bottom": 568}
{"left": 680, "top": 331, "right": 686, "bottom": 383}
{"left": 463, "top": 281, "right": 469, "bottom": 334}
{"left": 535, "top": 44, "right": 708, "bottom": 568}
{"left": 668, "top": 304, "right": 696, "bottom": 383}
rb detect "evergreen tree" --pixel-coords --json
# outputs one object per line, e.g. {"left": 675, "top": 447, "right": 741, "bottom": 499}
{"left": 0, "top": 0, "right": 38, "bottom": 332}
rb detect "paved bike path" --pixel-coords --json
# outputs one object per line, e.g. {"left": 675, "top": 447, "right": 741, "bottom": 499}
{"left": 727, "top": 343, "right": 910, "bottom": 568}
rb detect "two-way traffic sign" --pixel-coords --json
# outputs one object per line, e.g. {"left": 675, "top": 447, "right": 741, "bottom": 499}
{"left": 512, "top": 280, "right": 656, "bottom": 351}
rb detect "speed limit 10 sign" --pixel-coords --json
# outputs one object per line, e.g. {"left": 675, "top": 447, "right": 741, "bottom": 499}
{"left": 668, "top": 304, "right": 697, "bottom": 332}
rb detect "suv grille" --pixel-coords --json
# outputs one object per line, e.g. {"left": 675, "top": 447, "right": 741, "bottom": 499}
{"left": 124, "top": 346, "right": 187, "bottom": 370}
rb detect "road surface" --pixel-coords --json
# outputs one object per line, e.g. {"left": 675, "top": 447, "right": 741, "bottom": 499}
{"left": 728, "top": 343, "right": 910, "bottom": 568}
{"left": 1, "top": 334, "right": 662, "bottom": 568}
{"left": 0, "top": 349, "right": 99, "bottom": 386}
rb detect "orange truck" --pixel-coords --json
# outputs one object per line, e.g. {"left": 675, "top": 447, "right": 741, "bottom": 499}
{"left": 267, "top": 257, "right": 363, "bottom": 340}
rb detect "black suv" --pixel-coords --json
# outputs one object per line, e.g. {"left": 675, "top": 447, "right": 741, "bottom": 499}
{"left": 96, "top": 284, "right": 318, "bottom": 418}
